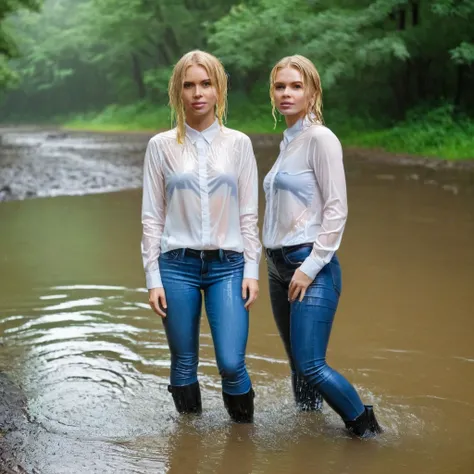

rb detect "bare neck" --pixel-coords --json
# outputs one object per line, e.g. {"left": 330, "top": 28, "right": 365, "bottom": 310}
{"left": 186, "top": 113, "right": 216, "bottom": 132}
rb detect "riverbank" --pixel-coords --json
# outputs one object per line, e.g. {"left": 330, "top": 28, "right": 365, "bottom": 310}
{"left": 1, "top": 126, "right": 473, "bottom": 204}
{"left": 62, "top": 103, "right": 474, "bottom": 162}
{"left": 0, "top": 372, "right": 28, "bottom": 473}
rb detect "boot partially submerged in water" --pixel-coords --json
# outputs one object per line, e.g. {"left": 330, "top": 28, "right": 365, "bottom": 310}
{"left": 168, "top": 381, "right": 202, "bottom": 415}
{"left": 222, "top": 388, "right": 255, "bottom": 423}
{"left": 292, "top": 374, "right": 323, "bottom": 412}
{"left": 345, "top": 405, "right": 383, "bottom": 438}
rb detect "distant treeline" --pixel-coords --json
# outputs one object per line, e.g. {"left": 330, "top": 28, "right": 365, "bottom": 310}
{"left": 1, "top": 0, "right": 473, "bottom": 124}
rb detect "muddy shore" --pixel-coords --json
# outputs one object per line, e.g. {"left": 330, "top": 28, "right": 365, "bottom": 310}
{"left": 0, "top": 373, "right": 29, "bottom": 473}
{"left": 1, "top": 126, "right": 473, "bottom": 203}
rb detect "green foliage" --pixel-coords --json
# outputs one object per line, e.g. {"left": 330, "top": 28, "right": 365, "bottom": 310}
{"left": 65, "top": 102, "right": 172, "bottom": 132}
{"left": 342, "top": 105, "right": 474, "bottom": 159}
{"left": 62, "top": 99, "right": 474, "bottom": 160}
{"left": 1, "top": 0, "right": 474, "bottom": 160}
{"left": 209, "top": 0, "right": 413, "bottom": 86}
{"left": 0, "top": 0, "right": 41, "bottom": 88}
{"left": 451, "top": 42, "right": 474, "bottom": 65}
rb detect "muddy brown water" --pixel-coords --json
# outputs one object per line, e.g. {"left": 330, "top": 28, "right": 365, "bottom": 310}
{"left": 0, "top": 127, "right": 473, "bottom": 473}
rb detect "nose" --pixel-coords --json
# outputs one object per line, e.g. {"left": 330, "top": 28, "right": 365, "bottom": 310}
{"left": 283, "top": 86, "right": 291, "bottom": 97}
{"left": 193, "top": 86, "right": 203, "bottom": 98}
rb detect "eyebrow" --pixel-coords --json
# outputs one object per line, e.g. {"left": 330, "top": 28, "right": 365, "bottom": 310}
{"left": 274, "top": 81, "right": 303, "bottom": 86}
{"left": 183, "top": 78, "right": 211, "bottom": 85}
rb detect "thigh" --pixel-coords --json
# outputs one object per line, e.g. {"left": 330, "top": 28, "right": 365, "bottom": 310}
{"left": 204, "top": 260, "right": 248, "bottom": 366}
{"left": 290, "top": 265, "right": 339, "bottom": 369}
{"left": 267, "top": 261, "right": 292, "bottom": 362}
{"left": 160, "top": 256, "right": 202, "bottom": 355}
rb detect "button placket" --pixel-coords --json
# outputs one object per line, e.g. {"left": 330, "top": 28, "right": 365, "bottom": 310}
{"left": 197, "top": 137, "right": 211, "bottom": 248}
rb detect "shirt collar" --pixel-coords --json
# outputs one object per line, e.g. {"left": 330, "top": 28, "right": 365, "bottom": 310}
{"left": 282, "top": 114, "right": 315, "bottom": 147}
{"left": 185, "top": 119, "right": 220, "bottom": 145}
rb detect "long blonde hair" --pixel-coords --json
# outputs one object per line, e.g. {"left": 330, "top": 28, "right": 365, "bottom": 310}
{"left": 269, "top": 55, "right": 323, "bottom": 127}
{"left": 168, "top": 50, "right": 227, "bottom": 144}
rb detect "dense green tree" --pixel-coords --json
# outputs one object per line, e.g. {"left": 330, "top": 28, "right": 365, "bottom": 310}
{"left": 209, "top": 0, "right": 474, "bottom": 118}
{"left": 1, "top": 0, "right": 473, "bottom": 121}
{"left": 0, "top": 0, "right": 41, "bottom": 88}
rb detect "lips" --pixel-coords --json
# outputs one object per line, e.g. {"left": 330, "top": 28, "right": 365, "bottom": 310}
{"left": 192, "top": 102, "right": 207, "bottom": 109}
{"left": 279, "top": 102, "right": 293, "bottom": 108}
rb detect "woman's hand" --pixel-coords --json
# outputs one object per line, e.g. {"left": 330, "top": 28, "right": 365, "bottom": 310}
{"left": 148, "top": 287, "right": 168, "bottom": 318}
{"left": 289, "top": 269, "right": 313, "bottom": 302}
{"left": 242, "top": 278, "right": 259, "bottom": 310}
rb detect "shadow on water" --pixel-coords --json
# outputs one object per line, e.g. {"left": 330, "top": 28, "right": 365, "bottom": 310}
{"left": 0, "top": 127, "right": 473, "bottom": 473}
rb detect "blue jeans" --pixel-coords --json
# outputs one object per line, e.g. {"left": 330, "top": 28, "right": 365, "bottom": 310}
{"left": 159, "top": 248, "right": 252, "bottom": 396}
{"left": 266, "top": 245, "right": 365, "bottom": 422}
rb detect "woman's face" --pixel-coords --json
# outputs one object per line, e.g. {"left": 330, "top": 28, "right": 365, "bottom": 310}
{"left": 273, "top": 67, "right": 310, "bottom": 124}
{"left": 181, "top": 65, "right": 217, "bottom": 123}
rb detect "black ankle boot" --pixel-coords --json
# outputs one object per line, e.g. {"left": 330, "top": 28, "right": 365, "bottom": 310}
{"left": 292, "top": 374, "right": 323, "bottom": 412}
{"left": 222, "top": 388, "right": 255, "bottom": 423}
{"left": 168, "top": 382, "right": 202, "bottom": 414}
{"left": 345, "top": 405, "right": 382, "bottom": 438}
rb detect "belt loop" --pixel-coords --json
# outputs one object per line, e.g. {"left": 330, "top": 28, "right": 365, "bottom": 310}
{"left": 218, "top": 249, "right": 224, "bottom": 261}
{"left": 200, "top": 250, "right": 205, "bottom": 260}
{"left": 179, "top": 248, "right": 185, "bottom": 259}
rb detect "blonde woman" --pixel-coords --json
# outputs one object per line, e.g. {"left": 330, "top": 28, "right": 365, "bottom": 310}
{"left": 263, "top": 55, "right": 382, "bottom": 437}
{"left": 141, "top": 50, "right": 261, "bottom": 422}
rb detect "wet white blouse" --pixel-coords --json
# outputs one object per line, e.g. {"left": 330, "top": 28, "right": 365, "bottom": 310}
{"left": 142, "top": 120, "right": 261, "bottom": 289}
{"left": 263, "top": 117, "right": 348, "bottom": 280}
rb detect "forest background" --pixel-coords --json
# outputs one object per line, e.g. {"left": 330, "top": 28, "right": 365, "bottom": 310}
{"left": 1, "top": 0, "right": 473, "bottom": 160}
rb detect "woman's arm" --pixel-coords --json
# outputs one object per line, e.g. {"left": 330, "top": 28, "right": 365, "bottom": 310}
{"left": 238, "top": 136, "right": 262, "bottom": 281}
{"left": 238, "top": 136, "right": 262, "bottom": 309}
{"left": 141, "top": 138, "right": 166, "bottom": 289}
{"left": 299, "top": 129, "right": 348, "bottom": 280}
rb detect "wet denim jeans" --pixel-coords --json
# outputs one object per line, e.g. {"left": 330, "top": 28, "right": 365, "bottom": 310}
{"left": 159, "top": 248, "right": 252, "bottom": 396}
{"left": 266, "top": 245, "right": 365, "bottom": 421}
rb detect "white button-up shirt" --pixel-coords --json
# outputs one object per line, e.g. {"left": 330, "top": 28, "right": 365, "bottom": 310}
{"left": 142, "top": 120, "right": 261, "bottom": 289}
{"left": 263, "top": 116, "right": 348, "bottom": 280}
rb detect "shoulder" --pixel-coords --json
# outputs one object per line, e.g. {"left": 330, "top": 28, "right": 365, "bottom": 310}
{"left": 304, "top": 125, "right": 342, "bottom": 159}
{"left": 220, "top": 126, "right": 252, "bottom": 146}
{"left": 147, "top": 128, "right": 177, "bottom": 148}
{"left": 305, "top": 124, "right": 341, "bottom": 146}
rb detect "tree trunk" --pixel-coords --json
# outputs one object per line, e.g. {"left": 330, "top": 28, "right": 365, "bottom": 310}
{"left": 131, "top": 53, "right": 146, "bottom": 100}
{"left": 398, "top": 8, "right": 406, "bottom": 30}
{"left": 454, "top": 64, "right": 469, "bottom": 115}
{"left": 411, "top": 1, "right": 419, "bottom": 26}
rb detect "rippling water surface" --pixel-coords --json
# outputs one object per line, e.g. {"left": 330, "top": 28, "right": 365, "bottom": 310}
{"left": 0, "top": 129, "right": 473, "bottom": 473}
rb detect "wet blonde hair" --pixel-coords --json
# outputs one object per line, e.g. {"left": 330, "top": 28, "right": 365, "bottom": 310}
{"left": 269, "top": 55, "right": 323, "bottom": 127}
{"left": 168, "top": 50, "right": 227, "bottom": 144}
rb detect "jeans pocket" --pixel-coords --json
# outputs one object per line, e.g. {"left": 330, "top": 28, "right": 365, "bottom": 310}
{"left": 283, "top": 246, "right": 312, "bottom": 265}
{"left": 224, "top": 251, "right": 244, "bottom": 264}
{"left": 161, "top": 249, "right": 182, "bottom": 261}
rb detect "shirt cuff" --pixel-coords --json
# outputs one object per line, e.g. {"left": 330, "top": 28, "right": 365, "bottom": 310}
{"left": 146, "top": 270, "right": 163, "bottom": 289}
{"left": 243, "top": 262, "right": 259, "bottom": 280}
{"left": 299, "top": 255, "right": 325, "bottom": 281}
